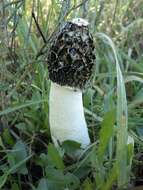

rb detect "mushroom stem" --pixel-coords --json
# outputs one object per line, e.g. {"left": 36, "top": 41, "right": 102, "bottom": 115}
{"left": 49, "top": 82, "right": 90, "bottom": 148}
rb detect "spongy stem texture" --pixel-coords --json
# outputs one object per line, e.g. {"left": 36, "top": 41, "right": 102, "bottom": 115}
{"left": 49, "top": 82, "right": 90, "bottom": 148}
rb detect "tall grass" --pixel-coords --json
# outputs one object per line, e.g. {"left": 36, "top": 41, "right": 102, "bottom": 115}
{"left": 0, "top": 0, "right": 143, "bottom": 189}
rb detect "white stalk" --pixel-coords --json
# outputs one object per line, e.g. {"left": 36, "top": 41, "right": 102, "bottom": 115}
{"left": 49, "top": 82, "right": 90, "bottom": 148}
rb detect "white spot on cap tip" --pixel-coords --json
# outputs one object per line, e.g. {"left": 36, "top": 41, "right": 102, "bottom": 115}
{"left": 71, "top": 18, "right": 89, "bottom": 27}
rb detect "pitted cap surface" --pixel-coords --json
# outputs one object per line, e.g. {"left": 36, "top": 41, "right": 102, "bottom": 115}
{"left": 47, "top": 19, "right": 95, "bottom": 89}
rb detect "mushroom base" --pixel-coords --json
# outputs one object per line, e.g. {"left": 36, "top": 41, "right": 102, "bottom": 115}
{"left": 49, "top": 82, "right": 90, "bottom": 149}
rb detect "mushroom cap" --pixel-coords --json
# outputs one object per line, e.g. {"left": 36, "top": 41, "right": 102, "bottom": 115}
{"left": 71, "top": 18, "right": 89, "bottom": 27}
{"left": 47, "top": 18, "right": 95, "bottom": 89}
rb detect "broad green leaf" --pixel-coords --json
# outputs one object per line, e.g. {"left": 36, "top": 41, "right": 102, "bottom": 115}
{"left": 48, "top": 143, "right": 64, "bottom": 170}
{"left": 46, "top": 167, "right": 79, "bottom": 189}
{"left": 46, "top": 167, "right": 66, "bottom": 185}
{"left": 7, "top": 140, "right": 28, "bottom": 174}
{"left": 37, "top": 177, "right": 62, "bottom": 190}
{"left": 62, "top": 140, "right": 81, "bottom": 156}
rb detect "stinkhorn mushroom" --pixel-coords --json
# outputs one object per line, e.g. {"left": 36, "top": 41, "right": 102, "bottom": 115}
{"left": 47, "top": 18, "right": 95, "bottom": 149}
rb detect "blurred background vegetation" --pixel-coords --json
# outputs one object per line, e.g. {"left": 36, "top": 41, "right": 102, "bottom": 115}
{"left": 0, "top": 0, "right": 143, "bottom": 189}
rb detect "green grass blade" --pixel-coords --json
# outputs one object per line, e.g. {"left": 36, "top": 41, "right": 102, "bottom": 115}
{"left": 101, "top": 163, "right": 118, "bottom": 190}
{"left": 96, "top": 33, "right": 129, "bottom": 188}
{"left": 98, "top": 109, "right": 116, "bottom": 162}
{"left": 0, "top": 99, "right": 48, "bottom": 116}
